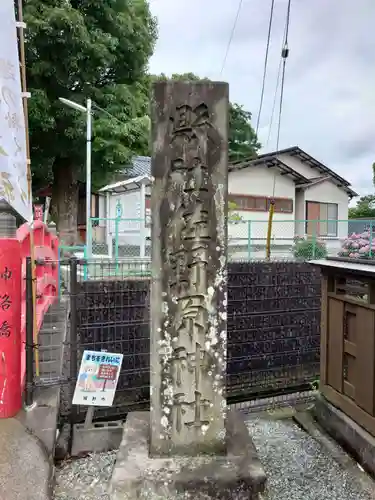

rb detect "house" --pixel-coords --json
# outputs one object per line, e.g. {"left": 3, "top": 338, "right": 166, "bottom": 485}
{"left": 95, "top": 147, "right": 357, "bottom": 258}
{"left": 228, "top": 146, "right": 357, "bottom": 255}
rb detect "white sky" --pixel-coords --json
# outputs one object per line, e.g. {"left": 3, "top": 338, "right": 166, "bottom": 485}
{"left": 148, "top": 0, "right": 375, "bottom": 199}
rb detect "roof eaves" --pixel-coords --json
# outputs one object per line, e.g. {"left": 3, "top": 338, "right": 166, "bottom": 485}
{"left": 297, "top": 175, "right": 358, "bottom": 198}
{"left": 230, "top": 156, "right": 309, "bottom": 183}
{"left": 278, "top": 147, "right": 351, "bottom": 187}
{"left": 232, "top": 147, "right": 353, "bottom": 189}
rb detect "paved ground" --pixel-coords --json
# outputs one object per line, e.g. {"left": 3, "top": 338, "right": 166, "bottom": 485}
{"left": 52, "top": 414, "right": 375, "bottom": 500}
{"left": 246, "top": 416, "right": 375, "bottom": 500}
{"left": 0, "top": 418, "right": 50, "bottom": 500}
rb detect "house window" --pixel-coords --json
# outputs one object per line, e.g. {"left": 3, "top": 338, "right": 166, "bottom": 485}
{"left": 306, "top": 202, "right": 338, "bottom": 237}
{"left": 229, "top": 195, "right": 293, "bottom": 213}
{"left": 268, "top": 198, "right": 294, "bottom": 214}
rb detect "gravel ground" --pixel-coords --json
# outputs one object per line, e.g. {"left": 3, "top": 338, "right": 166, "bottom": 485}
{"left": 53, "top": 416, "right": 375, "bottom": 499}
{"left": 247, "top": 417, "right": 375, "bottom": 500}
{"left": 53, "top": 451, "right": 117, "bottom": 500}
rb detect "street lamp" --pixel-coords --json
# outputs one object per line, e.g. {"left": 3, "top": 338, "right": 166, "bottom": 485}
{"left": 58, "top": 97, "right": 92, "bottom": 256}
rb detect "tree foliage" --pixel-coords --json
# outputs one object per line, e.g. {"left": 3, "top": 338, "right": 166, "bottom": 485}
{"left": 151, "top": 73, "right": 261, "bottom": 161}
{"left": 348, "top": 195, "right": 375, "bottom": 219}
{"left": 25, "top": 0, "right": 157, "bottom": 242}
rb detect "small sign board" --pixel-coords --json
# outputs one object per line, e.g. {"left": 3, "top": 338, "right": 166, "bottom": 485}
{"left": 72, "top": 350, "right": 123, "bottom": 407}
{"left": 115, "top": 200, "right": 123, "bottom": 218}
{"left": 33, "top": 204, "right": 43, "bottom": 221}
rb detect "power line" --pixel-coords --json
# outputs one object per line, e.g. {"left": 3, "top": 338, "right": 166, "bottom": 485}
{"left": 265, "top": 0, "right": 292, "bottom": 260}
{"left": 275, "top": 0, "right": 291, "bottom": 151}
{"left": 255, "top": 0, "right": 276, "bottom": 136}
{"left": 271, "top": 0, "right": 292, "bottom": 197}
{"left": 284, "top": 0, "right": 292, "bottom": 46}
{"left": 265, "top": 12, "right": 289, "bottom": 149}
{"left": 265, "top": 56, "right": 282, "bottom": 149}
{"left": 219, "top": 0, "right": 243, "bottom": 76}
{"left": 276, "top": 52, "right": 287, "bottom": 151}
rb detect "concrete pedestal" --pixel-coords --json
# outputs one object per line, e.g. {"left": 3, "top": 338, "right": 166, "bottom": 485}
{"left": 71, "top": 420, "right": 123, "bottom": 457}
{"left": 109, "top": 411, "right": 266, "bottom": 500}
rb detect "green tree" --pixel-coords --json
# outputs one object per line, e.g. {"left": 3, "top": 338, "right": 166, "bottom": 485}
{"left": 348, "top": 195, "right": 375, "bottom": 219}
{"left": 151, "top": 73, "right": 261, "bottom": 161}
{"left": 25, "top": 0, "right": 156, "bottom": 243}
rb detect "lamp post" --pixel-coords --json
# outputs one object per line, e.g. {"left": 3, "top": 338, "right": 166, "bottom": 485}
{"left": 59, "top": 97, "right": 92, "bottom": 256}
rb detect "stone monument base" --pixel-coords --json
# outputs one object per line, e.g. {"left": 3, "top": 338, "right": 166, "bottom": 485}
{"left": 109, "top": 411, "right": 267, "bottom": 500}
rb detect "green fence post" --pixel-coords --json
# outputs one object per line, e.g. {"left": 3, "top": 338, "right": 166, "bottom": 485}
{"left": 247, "top": 220, "right": 251, "bottom": 260}
{"left": 370, "top": 221, "right": 373, "bottom": 259}
{"left": 83, "top": 244, "right": 88, "bottom": 281}
{"left": 115, "top": 216, "right": 119, "bottom": 275}
{"left": 312, "top": 220, "right": 317, "bottom": 259}
{"left": 87, "top": 217, "right": 92, "bottom": 258}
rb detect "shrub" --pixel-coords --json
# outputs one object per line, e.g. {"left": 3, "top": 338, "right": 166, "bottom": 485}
{"left": 293, "top": 237, "right": 327, "bottom": 260}
{"left": 339, "top": 231, "right": 375, "bottom": 259}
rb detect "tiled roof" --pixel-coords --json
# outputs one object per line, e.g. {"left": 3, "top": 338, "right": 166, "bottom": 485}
{"left": 230, "top": 146, "right": 358, "bottom": 197}
{"left": 231, "top": 146, "right": 353, "bottom": 189}
{"left": 124, "top": 156, "right": 151, "bottom": 178}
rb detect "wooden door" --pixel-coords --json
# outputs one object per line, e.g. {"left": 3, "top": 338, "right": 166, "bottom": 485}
{"left": 306, "top": 201, "right": 320, "bottom": 236}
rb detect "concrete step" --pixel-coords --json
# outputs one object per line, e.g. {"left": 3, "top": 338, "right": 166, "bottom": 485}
{"left": 38, "top": 329, "right": 65, "bottom": 344}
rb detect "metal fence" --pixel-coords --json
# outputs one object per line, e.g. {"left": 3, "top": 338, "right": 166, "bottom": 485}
{"left": 86, "top": 217, "right": 375, "bottom": 262}
{"left": 24, "top": 257, "right": 70, "bottom": 407}
{"left": 22, "top": 258, "right": 322, "bottom": 422}
{"left": 227, "top": 261, "right": 321, "bottom": 400}
{"left": 88, "top": 217, "right": 150, "bottom": 259}
{"left": 72, "top": 259, "right": 150, "bottom": 421}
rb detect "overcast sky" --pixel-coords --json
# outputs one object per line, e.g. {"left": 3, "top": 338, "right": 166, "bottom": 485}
{"left": 148, "top": 0, "right": 375, "bottom": 199}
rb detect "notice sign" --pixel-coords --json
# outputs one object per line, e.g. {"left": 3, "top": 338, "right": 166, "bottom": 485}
{"left": 72, "top": 350, "right": 123, "bottom": 407}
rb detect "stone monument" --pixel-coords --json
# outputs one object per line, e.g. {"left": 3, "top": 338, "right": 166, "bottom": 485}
{"left": 150, "top": 81, "right": 228, "bottom": 457}
{"left": 109, "top": 80, "right": 266, "bottom": 499}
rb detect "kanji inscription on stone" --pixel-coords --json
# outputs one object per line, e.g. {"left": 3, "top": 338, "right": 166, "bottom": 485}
{"left": 150, "top": 81, "right": 228, "bottom": 456}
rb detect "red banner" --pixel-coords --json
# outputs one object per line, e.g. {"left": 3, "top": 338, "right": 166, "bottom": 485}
{"left": 0, "top": 239, "right": 21, "bottom": 417}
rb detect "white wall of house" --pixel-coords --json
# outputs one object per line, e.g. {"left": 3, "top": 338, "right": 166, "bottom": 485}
{"left": 98, "top": 194, "right": 106, "bottom": 219}
{"left": 278, "top": 153, "right": 318, "bottom": 179}
{"left": 107, "top": 190, "right": 144, "bottom": 247}
{"left": 228, "top": 166, "right": 296, "bottom": 244}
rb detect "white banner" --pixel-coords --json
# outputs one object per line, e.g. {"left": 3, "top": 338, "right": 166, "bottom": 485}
{"left": 0, "top": 0, "right": 31, "bottom": 221}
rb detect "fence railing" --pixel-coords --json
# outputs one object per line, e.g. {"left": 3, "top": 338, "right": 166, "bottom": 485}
{"left": 0, "top": 219, "right": 59, "bottom": 417}
{"left": 88, "top": 217, "right": 149, "bottom": 259}
{"left": 86, "top": 217, "right": 375, "bottom": 262}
